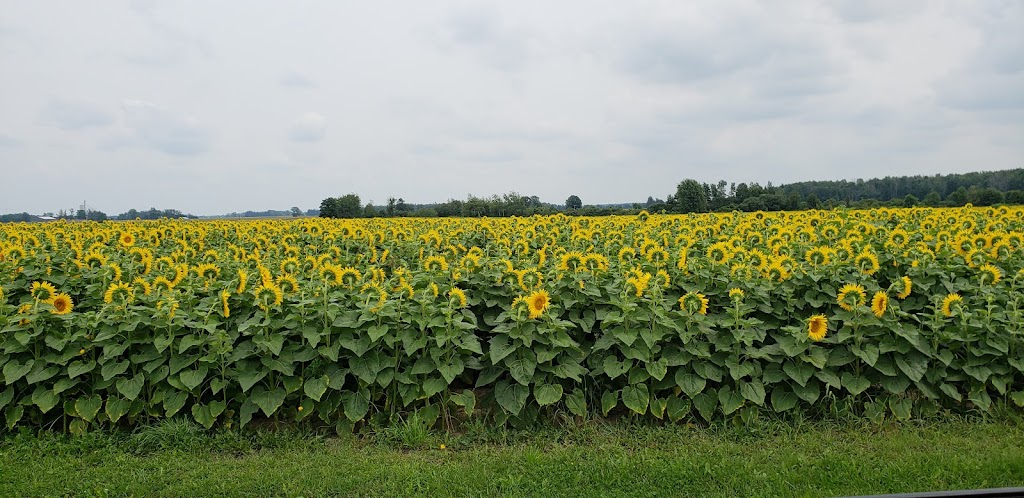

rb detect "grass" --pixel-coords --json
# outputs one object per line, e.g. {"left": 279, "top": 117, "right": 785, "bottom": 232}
{"left": 2, "top": 414, "right": 1023, "bottom": 497}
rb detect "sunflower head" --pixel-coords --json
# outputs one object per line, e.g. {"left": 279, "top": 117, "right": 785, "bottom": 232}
{"left": 30, "top": 281, "right": 58, "bottom": 303}
{"left": 153, "top": 276, "right": 175, "bottom": 293}
{"left": 220, "top": 290, "right": 231, "bottom": 318}
{"left": 559, "top": 251, "right": 585, "bottom": 272}
{"left": 526, "top": 289, "right": 550, "bottom": 319}
{"left": 339, "top": 267, "right": 362, "bottom": 288}
{"left": 236, "top": 269, "right": 249, "bottom": 294}
{"left": 941, "top": 293, "right": 963, "bottom": 318}
{"left": 871, "top": 291, "right": 888, "bottom": 318}
{"left": 254, "top": 284, "right": 284, "bottom": 311}
{"left": 728, "top": 288, "right": 744, "bottom": 302}
{"left": 448, "top": 287, "right": 468, "bottom": 309}
{"left": 855, "top": 252, "right": 880, "bottom": 275}
{"left": 50, "top": 293, "right": 74, "bottom": 315}
{"left": 654, "top": 270, "right": 671, "bottom": 289}
{"left": 837, "top": 283, "right": 867, "bottom": 312}
{"left": 320, "top": 264, "right": 342, "bottom": 287}
{"left": 979, "top": 264, "right": 1001, "bottom": 285}
{"left": 807, "top": 315, "right": 828, "bottom": 341}
{"left": 896, "top": 276, "right": 912, "bottom": 300}
{"left": 678, "top": 291, "right": 709, "bottom": 316}
{"left": 423, "top": 255, "right": 449, "bottom": 272}
{"left": 103, "top": 281, "right": 135, "bottom": 305}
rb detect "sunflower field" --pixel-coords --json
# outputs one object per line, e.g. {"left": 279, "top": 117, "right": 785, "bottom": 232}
{"left": 1, "top": 206, "right": 1023, "bottom": 433}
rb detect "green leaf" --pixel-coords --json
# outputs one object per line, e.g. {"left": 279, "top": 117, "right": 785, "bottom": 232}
{"left": 489, "top": 335, "right": 517, "bottom": 364}
{"left": 675, "top": 371, "right": 706, "bottom": 398}
{"left": 192, "top": 401, "right": 226, "bottom": 430}
{"left": 739, "top": 380, "right": 766, "bottom": 406}
{"left": 367, "top": 324, "right": 389, "bottom": 342}
{"left": 770, "top": 386, "right": 798, "bottom": 412}
{"left": 32, "top": 386, "right": 59, "bottom": 414}
{"left": 163, "top": 391, "right": 189, "bottom": 418}
{"left": 105, "top": 397, "right": 131, "bottom": 424}
{"left": 851, "top": 343, "right": 879, "bottom": 367}
{"left": 718, "top": 386, "right": 744, "bottom": 415}
{"left": 601, "top": 390, "right": 618, "bottom": 416}
{"left": 650, "top": 397, "right": 667, "bottom": 420}
{"left": 0, "top": 388, "right": 13, "bottom": 411}
{"left": 252, "top": 386, "right": 287, "bottom": 417}
{"left": 25, "top": 364, "right": 59, "bottom": 385}
{"left": 693, "top": 391, "right": 718, "bottom": 422}
{"left": 238, "top": 369, "right": 268, "bottom": 392}
{"left": 841, "top": 373, "right": 871, "bottom": 396}
{"left": 566, "top": 390, "right": 586, "bottom": 417}
{"left": 792, "top": 381, "right": 820, "bottom": 404}
{"left": 783, "top": 361, "right": 814, "bottom": 387}
{"left": 814, "top": 370, "right": 842, "bottom": 391}
{"left": 645, "top": 358, "right": 669, "bottom": 381}
{"left": 67, "top": 360, "right": 96, "bottom": 379}
{"left": 100, "top": 360, "right": 130, "bottom": 381}
{"left": 75, "top": 395, "right": 103, "bottom": 422}
{"left": 437, "top": 357, "right": 465, "bottom": 384}
{"left": 6, "top": 405, "right": 25, "bottom": 429}
{"left": 422, "top": 377, "right": 448, "bottom": 398}
{"left": 508, "top": 355, "right": 537, "bottom": 385}
{"left": 895, "top": 353, "right": 927, "bottom": 383}
{"left": 968, "top": 388, "right": 992, "bottom": 412}
{"left": 495, "top": 380, "right": 529, "bottom": 416}
{"left": 889, "top": 397, "right": 912, "bottom": 421}
{"left": 303, "top": 375, "right": 329, "bottom": 402}
{"left": 667, "top": 396, "right": 691, "bottom": 422}
{"left": 450, "top": 390, "right": 476, "bottom": 416}
{"left": 1010, "top": 391, "right": 1024, "bottom": 408}
{"left": 179, "top": 367, "right": 208, "bottom": 391}
{"left": 602, "top": 357, "right": 630, "bottom": 380}
{"left": 621, "top": 384, "right": 650, "bottom": 415}
{"left": 534, "top": 383, "right": 564, "bottom": 407}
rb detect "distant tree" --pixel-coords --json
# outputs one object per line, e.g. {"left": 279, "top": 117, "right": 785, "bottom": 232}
{"left": 565, "top": 195, "right": 582, "bottom": 210}
{"left": 923, "top": 191, "right": 943, "bottom": 207}
{"left": 673, "top": 179, "right": 708, "bottom": 213}
{"left": 903, "top": 194, "right": 919, "bottom": 207}
{"left": 290, "top": 207, "right": 302, "bottom": 217}
{"left": 1005, "top": 190, "right": 1024, "bottom": 205}
{"left": 947, "top": 187, "right": 968, "bottom": 206}
{"left": 335, "top": 194, "right": 362, "bottom": 218}
{"left": 319, "top": 197, "right": 338, "bottom": 218}
{"left": 363, "top": 203, "right": 378, "bottom": 218}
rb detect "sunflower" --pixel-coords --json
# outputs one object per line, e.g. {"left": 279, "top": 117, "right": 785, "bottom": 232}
{"left": 30, "top": 281, "right": 58, "bottom": 303}
{"left": 448, "top": 287, "right": 468, "bottom": 308}
{"left": 728, "top": 288, "right": 744, "bottom": 301}
{"left": 17, "top": 303, "right": 32, "bottom": 325}
{"left": 153, "top": 276, "right": 175, "bottom": 293}
{"left": 896, "top": 276, "right": 912, "bottom": 300}
{"left": 50, "top": 293, "right": 74, "bottom": 315}
{"left": 254, "top": 283, "right": 284, "bottom": 311}
{"left": 706, "top": 242, "right": 732, "bottom": 266}
{"left": 103, "top": 281, "right": 135, "bottom": 305}
{"left": 855, "top": 251, "right": 880, "bottom": 275}
{"left": 678, "top": 291, "right": 709, "bottom": 316}
{"left": 423, "top": 255, "right": 449, "bottom": 272}
{"left": 654, "top": 269, "right": 671, "bottom": 289}
{"left": 133, "top": 277, "right": 152, "bottom": 296}
{"left": 119, "top": 232, "right": 135, "bottom": 247}
{"left": 558, "top": 251, "right": 585, "bottom": 272}
{"left": 837, "top": 283, "right": 867, "bottom": 311}
{"left": 807, "top": 315, "right": 828, "bottom": 341}
{"left": 625, "top": 272, "right": 651, "bottom": 298}
{"left": 646, "top": 247, "right": 668, "bottom": 266}
{"left": 871, "top": 291, "right": 888, "bottom": 318}
{"left": 236, "top": 269, "right": 249, "bottom": 294}
{"left": 526, "top": 288, "right": 550, "bottom": 319}
{"left": 617, "top": 246, "right": 636, "bottom": 265}
{"left": 276, "top": 274, "right": 299, "bottom": 294}
{"left": 430, "top": 282, "right": 439, "bottom": 298}
{"left": 979, "top": 264, "right": 1001, "bottom": 285}
{"left": 805, "top": 247, "right": 831, "bottom": 266}
{"left": 764, "top": 260, "right": 791, "bottom": 282}
{"left": 941, "top": 293, "right": 962, "bottom": 318}
{"left": 83, "top": 252, "right": 106, "bottom": 268}
{"left": 582, "top": 253, "right": 609, "bottom": 273}
{"left": 320, "top": 264, "right": 342, "bottom": 287}
{"left": 339, "top": 267, "right": 362, "bottom": 288}
{"left": 280, "top": 257, "right": 300, "bottom": 275}
{"left": 221, "top": 290, "right": 231, "bottom": 318}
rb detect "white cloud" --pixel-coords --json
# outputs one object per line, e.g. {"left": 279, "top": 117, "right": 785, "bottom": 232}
{"left": 288, "top": 112, "right": 327, "bottom": 143}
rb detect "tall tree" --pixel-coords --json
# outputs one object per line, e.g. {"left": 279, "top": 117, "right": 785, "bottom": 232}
{"left": 565, "top": 195, "right": 582, "bottom": 210}
{"left": 673, "top": 179, "right": 708, "bottom": 213}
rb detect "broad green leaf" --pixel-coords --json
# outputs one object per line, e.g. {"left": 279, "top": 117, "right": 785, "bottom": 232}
{"left": 75, "top": 395, "right": 103, "bottom": 422}
{"left": 693, "top": 391, "right": 718, "bottom": 422}
{"left": 566, "top": 390, "right": 587, "bottom": 417}
{"left": 675, "top": 371, "right": 706, "bottom": 398}
{"left": 739, "top": 380, "right": 766, "bottom": 406}
{"left": 718, "top": 386, "right": 744, "bottom": 415}
{"left": 6, "top": 405, "right": 25, "bottom": 429}
{"left": 25, "top": 364, "right": 59, "bottom": 385}
{"left": 601, "top": 390, "right": 618, "bottom": 416}
{"left": 508, "top": 356, "right": 536, "bottom": 385}
{"left": 495, "top": 380, "right": 529, "bottom": 416}
{"left": 667, "top": 396, "right": 691, "bottom": 422}
{"left": 252, "top": 386, "right": 287, "bottom": 417}
{"left": 179, "top": 367, "right": 208, "bottom": 391}
{"left": 783, "top": 361, "right": 814, "bottom": 387}
{"left": 889, "top": 397, "right": 912, "bottom": 421}
{"left": 32, "top": 386, "right": 59, "bottom": 414}
{"left": 450, "top": 390, "right": 476, "bottom": 416}
{"left": 100, "top": 360, "right": 130, "bottom": 381}
{"left": 163, "top": 391, "right": 189, "bottom": 417}
{"left": 1010, "top": 391, "right": 1024, "bottom": 408}
{"left": 105, "top": 397, "right": 131, "bottom": 424}
{"left": 0, "top": 388, "right": 13, "bottom": 411}
{"left": 437, "top": 357, "right": 465, "bottom": 384}
{"left": 422, "top": 377, "right": 448, "bottom": 398}
{"left": 770, "top": 386, "right": 798, "bottom": 412}
{"left": 792, "top": 380, "right": 820, "bottom": 404}
{"left": 841, "top": 373, "right": 870, "bottom": 396}
{"left": 645, "top": 358, "right": 669, "bottom": 381}
{"left": 534, "top": 383, "right": 563, "bottom": 406}
{"left": 303, "top": 375, "right": 329, "bottom": 402}
{"left": 489, "top": 335, "right": 517, "bottom": 364}
{"left": 67, "top": 360, "right": 96, "bottom": 379}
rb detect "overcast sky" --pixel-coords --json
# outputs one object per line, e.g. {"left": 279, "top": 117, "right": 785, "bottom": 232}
{"left": 1, "top": 1, "right": 1021, "bottom": 215}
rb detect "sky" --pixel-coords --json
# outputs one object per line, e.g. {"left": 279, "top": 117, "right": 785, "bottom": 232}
{"left": 1, "top": 1, "right": 1022, "bottom": 216}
